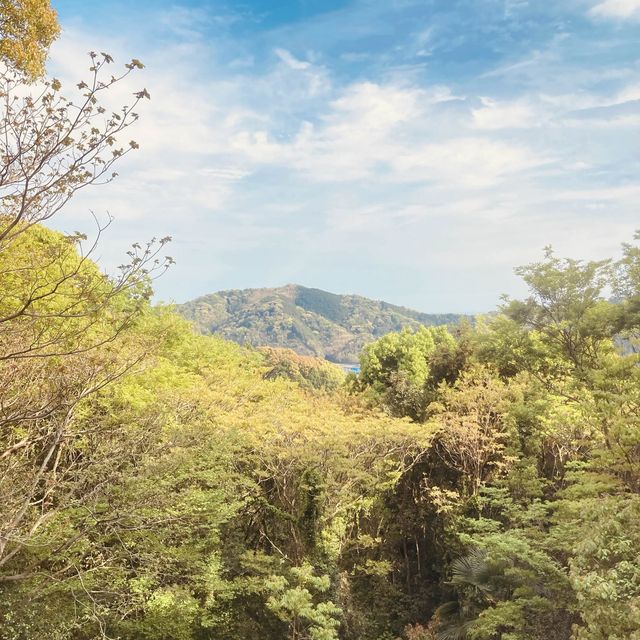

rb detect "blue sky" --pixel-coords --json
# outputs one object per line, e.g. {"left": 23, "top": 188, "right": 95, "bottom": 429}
{"left": 48, "top": 0, "right": 640, "bottom": 312}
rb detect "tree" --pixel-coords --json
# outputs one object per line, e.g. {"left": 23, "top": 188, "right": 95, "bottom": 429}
{"left": 0, "top": 226, "right": 167, "bottom": 581}
{"left": 563, "top": 496, "right": 640, "bottom": 640}
{"left": 357, "top": 326, "right": 456, "bottom": 420}
{"left": 0, "top": 0, "right": 59, "bottom": 78}
{"left": 502, "top": 247, "right": 620, "bottom": 372}
{"left": 437, "top": 537, "right": 574, "bottom": 640}
{"left": 0, "top": 54, "right": 172, "bottom": 587}
{"left": 430, "top": 366, "right": 516, "bottom": 499}
{"left": 613, "top": 231, "right": 640, "bottom": 346}
{"left": 0, "top": 52, "right": 150, "bottom": 252}
{"left": 265, "top": 564, "right": 341, "bottom": 640}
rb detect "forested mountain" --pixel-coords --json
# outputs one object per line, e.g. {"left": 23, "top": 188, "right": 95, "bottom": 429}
{"left": 178, "top": 284, "right": 464, "bottom": 362}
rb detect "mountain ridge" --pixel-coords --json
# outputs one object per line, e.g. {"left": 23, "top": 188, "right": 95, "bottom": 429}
{"left": 178, "top": 284, "right": 466, "bottom": 362}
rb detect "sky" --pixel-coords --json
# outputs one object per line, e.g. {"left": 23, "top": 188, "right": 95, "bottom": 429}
{"left": 47, "top": 0, "right": 640, "bottom": 313}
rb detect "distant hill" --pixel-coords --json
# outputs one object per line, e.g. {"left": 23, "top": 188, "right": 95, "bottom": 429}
{"left": 177, "top": 284, "right": 466, "bottom": 363}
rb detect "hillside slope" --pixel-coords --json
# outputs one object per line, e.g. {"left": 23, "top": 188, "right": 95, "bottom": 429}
{"left": 178, "top": 284, "right": 464, "bottom": 362}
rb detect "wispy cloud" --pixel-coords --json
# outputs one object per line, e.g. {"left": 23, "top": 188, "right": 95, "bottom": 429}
{"left": 590, "top": 0, "right": 640, "bottom": 19}
{"left": 472, "top": 98, "right": 540, "bottom": 129}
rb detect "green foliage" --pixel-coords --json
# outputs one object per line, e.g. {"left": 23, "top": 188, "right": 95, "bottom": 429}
{"left": 558, "top": 496, "right": 640, "bottom": 640}
{"left": 0, "top": 229, "right": 434, "bottom": 639}
{"left": 502, "top": 247, "right": 620, "bottom": 371}
{"left": 349, "top": 236, "right": 640, "bottom": 640}
{"left": 265, "top": 563, "right": 342, "bottom": 640}
{"left": 356, "top": 325, "right": 458, "bottom": 420}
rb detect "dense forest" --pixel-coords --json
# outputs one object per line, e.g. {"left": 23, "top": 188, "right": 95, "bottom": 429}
{"left": 1, "top": 3, "right": 640, "bottom": 640}
{"left": 178, "top": 285, "right": 463, "bottom": 363}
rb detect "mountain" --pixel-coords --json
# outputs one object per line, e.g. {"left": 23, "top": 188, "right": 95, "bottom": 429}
{"left": 177, "top": 284, "right": 465, "bottom": 363}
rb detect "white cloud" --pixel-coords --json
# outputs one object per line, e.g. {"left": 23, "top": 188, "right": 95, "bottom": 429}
{"left": 274, "top": 48, "right": 311, "bottom": 70}
{"left": 472, "top": 98, "right": 540, "bottom": 129}
{"left": 231, "top": 82, "right": 429, "bottom": 181}
{"left": 553, "top": 81, "right": 640, "bottom": 127}
{"left": 328, "top": 81, "right": 424, "bottom": 129}
{"left": 231, "top": 82, "right": 546, "bottom": 187}
{"left": 616, "top": 82, "right": 640, "bottom": 102}
{"left": 391, "top": 138, "right": 547, "bottom": 188}
{"left": 589, "top": 0, "right": 640, "bottom": 19}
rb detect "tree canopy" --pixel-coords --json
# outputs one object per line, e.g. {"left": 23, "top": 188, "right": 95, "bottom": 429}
{"left": 0, "top": 0, "right": 59, "bottom": 77}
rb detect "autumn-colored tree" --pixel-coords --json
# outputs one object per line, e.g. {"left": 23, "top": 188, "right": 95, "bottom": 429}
{"left": 431, "top": 366, "right": 516, "bottom": 499}
{"left": 0, "top": 0, "right": 59, "bottom": 77}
